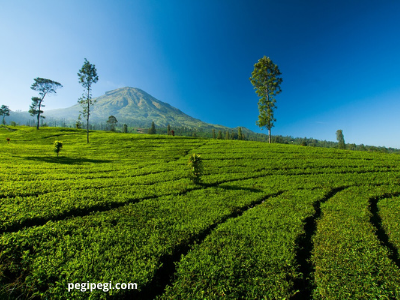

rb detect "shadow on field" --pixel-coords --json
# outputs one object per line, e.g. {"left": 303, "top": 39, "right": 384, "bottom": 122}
{"left": 23, "top": 156, "right": 112, "bottom": 164}
{"left": 292, "top": 186, "right": 348, "bottom": 300}
{"left": 200, "top": 183, "right": 263, "bottom": 193}
{"left": 124, "top": 190, "right": 284, "bottom": 300}
{"left": 369, "top": 193, "right": 400, "bottom": 269}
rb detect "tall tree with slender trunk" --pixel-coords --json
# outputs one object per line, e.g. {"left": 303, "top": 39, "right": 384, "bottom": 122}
{"left": 29, "top": 78, "right": 62, "bottom": 129}
{"left": 0, "top": 105, "right": 10, "bottom": 125}
{"left": 78, "top": 58, "right": 99, "bottom": 143}
{"left": 250, "top": 56, "right": 282, "bottom": 143}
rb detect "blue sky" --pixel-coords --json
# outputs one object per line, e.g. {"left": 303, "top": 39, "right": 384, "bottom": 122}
{"left": 1, "top": 0, "right": 400, "bottom": 148}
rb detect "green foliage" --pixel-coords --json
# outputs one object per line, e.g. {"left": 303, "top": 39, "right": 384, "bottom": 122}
{"left": 212, "top": 128, "right": 216, "bottom": 139}
{"left": 188, "top": 153, "right": 203, "bottom": 184}
{"left": 148, "top": 121, "right": 156, "bottom": 134}
{"left": 250, "top": 56, "right": 282, "bottom": 143}
{"left": 76, "top": 114, "right": 82, "bottom": 129}
{"left": 123, "top": 124, "right": 128, "bottom": 133}
{"left": 378, "top": 195, "right": 400, "bottom": 261}
{"left": 54, "top": 140, "right": 63, "bottom": 157}
{"left": 0, "top": 105, "right": 10, "bottom": 125}
{"left": 30, "top": 78, "right": 63, "bottom": 130}
{"left": 225, "top": 130, "right": 229, "bottom": 140}
{"left": 238, "top": 127, "right": 243, "bottom": 140}
{"left": 167, "top": 124, "right": 171, "bottom": 135}
{"left": 1, "top": 127, "right": 400, "bottom": 299}
{"left": 336, "top": 129, "right": 346, "bottom": 149}
{"left": 217, "top": 130, "right": 222, "bottom": 139}
{"left": 78, "top": 58, "right": 99, "bottom": 143}
{"left": 106, "top": 115, "right": 118, "bottom": 131}
{"left": 10, "top": 121, "right": 16, "bottom": 127}
{"left": 163, "top": 189, "right": 327, "bottom": 299}
{"left": 312, "top": 186, "right": 400, "bottom": 299}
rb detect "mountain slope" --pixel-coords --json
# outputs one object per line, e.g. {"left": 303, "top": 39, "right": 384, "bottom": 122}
{"left": 44, "top": 87, "right": 227, "bottom": 130}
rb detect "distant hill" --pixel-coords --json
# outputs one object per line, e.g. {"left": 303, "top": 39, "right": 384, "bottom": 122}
{"left": 10, "top": 87, "right": 252, "bottom": 134}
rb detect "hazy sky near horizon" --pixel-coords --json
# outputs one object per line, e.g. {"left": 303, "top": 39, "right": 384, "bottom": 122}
{"left": 1, "top": 0, "right": 400, "bottom": 148}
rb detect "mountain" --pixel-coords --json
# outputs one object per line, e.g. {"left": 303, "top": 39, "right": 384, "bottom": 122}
{"left": 10, "top": 87, "right": 252, "bottom": 134}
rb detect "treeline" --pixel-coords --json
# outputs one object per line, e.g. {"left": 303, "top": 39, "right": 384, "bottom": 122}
{"left": 6, "top": 118, "right": 399, "bottom": 154}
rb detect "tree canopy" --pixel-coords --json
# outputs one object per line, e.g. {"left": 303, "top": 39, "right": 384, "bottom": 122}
{"left": 0, "top": 105, "right": 10, "bottom": 125}
{"left": 107, "top": 115, "right": 118, "bottom": 131}
{"left": 250, "top": 56, "right": 282, "bottom": 143}
{"left": 78, "top": 58, "right": 99, "bottom": 143}
{"left": 29, "top": 78, "right": 62, "bottom": 129}
{"left": 336, "top": 130, "right": 346, "bottom": 149}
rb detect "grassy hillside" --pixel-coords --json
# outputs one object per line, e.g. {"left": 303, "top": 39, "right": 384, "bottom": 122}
{"left": 12, "top": 87, "right": 235, "bottom": 133}
{"left": 1, "top": 126, "right": 400, "bottom": 299}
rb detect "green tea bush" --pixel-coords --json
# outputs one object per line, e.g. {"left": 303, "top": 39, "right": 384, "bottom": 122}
{"left": 54, "top": 140, "right": 63, "bottom": 157}
{"left": 312, "top": 186, "right": 400, "bottom": 299}
{"left": 188, "top": 153, "right": 203, "bottom": 184}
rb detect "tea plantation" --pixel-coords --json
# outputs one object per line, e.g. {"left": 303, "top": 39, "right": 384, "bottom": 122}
{"left": 1, "top": 126, "right": 399, "bottom": 299}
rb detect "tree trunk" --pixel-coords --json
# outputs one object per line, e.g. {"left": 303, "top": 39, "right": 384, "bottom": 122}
{"left": 87, "top": 87, "right": 90, "bottom": 144}
{"left": 268, "top": 128, "right": 271, "bottom": 144}
{"left": 36, "top": 102, "right": 41, "bottom": 130}
{"left": 86, "top": 113, "right": 89, "bottom": 144}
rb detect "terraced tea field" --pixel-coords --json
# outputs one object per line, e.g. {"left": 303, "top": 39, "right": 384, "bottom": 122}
{"left": 1, "top": 126, "right": 400, "bottom": 299}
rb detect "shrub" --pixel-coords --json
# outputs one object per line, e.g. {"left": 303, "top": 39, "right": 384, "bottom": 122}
{"left": 188, "top": 153, "right": 203, "bottom": 184}
{"left": 54, "top": 141, "right": 63, "bottom": 157}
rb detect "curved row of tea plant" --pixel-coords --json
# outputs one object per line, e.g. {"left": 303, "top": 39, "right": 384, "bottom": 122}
{"left": 0, "top": 187, "right": 279, "bottom": 299}
{"left": 312, "top": 185, "right": 400, "bottom": 299}
{"left": 161, "top": 188, "right": 328, "bottom": 299}
{"left": 1, "top": 126, "right": 400, "bottom": 299}
{"left": 377, "top": 195, "right": 400, "bottom": 262}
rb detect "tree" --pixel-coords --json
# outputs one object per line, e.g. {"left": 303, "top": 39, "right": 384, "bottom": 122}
{"left": 336, "top": 130, "right": 346, "bottom": 149}
{"left": 78, "top": 58, "right": 99, "bottom": 143}
{"left": 148, "top": 121, "right": 156, "bottom": 134}
{"left": 107, "top": 115, "right": 118, "bottom": 131}
{"left": 225, "top": 131, "right": 229, "bottom": 140}
{"left": 29, "top": 78, "right": 62, "bottom": 129}
{"left": 238, "top": 127, "right": 243, "bottom": 140}
{"left": 167, "top": 124, "right": 171, "bottom": 135}
{"left": 348, "top": 143, "right": 356, "bottom": 151}
{"left": 0, "top": 105, "right": 10, "bottom": 125}
{"left": 212, "top": 129, "right": 216, "bottom": 139}
{"left": 250, "top": 56, "right": 282, "bottom": 143}
{"left": 54, "top": 141, "right": 63, "bottom": 157}
{"left": 76, "top": 114, "right": 83, "bottom": 129}
{"left": 358, "top": 144, "right": 366, "bottom": 151}
{"left": 123, "top": 124, "right": 128, "bottom": 133}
